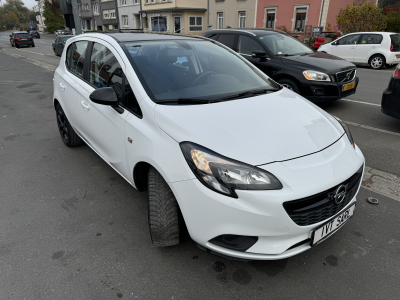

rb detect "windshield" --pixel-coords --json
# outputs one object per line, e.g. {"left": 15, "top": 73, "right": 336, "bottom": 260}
{"left": 258, "top": 33, "right": 313, "bottom": 56}
{"left": 122, "top": 40, "right": 276, "bottom": 102}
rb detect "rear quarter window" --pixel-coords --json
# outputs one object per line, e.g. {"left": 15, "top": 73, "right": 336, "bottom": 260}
{"left": 390, "top": 34, "right": 400, "bottom": 52}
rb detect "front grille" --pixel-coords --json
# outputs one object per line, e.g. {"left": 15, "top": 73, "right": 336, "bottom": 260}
{"left": 336, "top": 69, "right": 356, "bottom": 83}
{"left": 283, "top": 166, "right": 363, "bottom": 226}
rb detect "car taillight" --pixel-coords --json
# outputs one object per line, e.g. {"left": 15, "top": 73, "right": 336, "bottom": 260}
{"left": 14, "top": 38, "right": 19, "bottom": 40}
{"left": 28, "top": 37, "right": 32, "bottom": 39}
{"left": 390, "top": 43, "right": 394, "bottom": 52}
{"left": 394, "top": 65, "right": 400, "bottom": 78}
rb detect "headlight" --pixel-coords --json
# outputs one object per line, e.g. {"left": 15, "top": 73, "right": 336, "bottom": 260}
{"left": 180, "top": 142, "right": 282, "bottom": 198}
{"left": 334, "top": 116, "right": 355, "bottom": 148}
{"left": 303, "top": 70, "right": 331, "bottom": 82}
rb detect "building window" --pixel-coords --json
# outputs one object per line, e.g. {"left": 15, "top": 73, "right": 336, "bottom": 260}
{"left": 238, "top": 11, "right": 246, "bottom": 28}
{"left": 134, "top": 0, "right": 139, "bottom": 3}
{"left": 189, "top": 16, "right": 203, "bottom": 32}
{"left": 110, "top": 10, "right": 116, "bottom": 19}
{"left": 266, "top": 10, "right": 275, "bottom": 29}
{"left": 103, "top": 10, "right": 109, "bottom": 19}
{"left": 151, "top": 16, "right": 167, "bottom": 31}
{"left": 121, "top": 0, "right": 126, "bottom": 5}
{"left": 92, "top": 2, "right": 98, "bottom": 14}
{"left": 122, "top": 15, "right": 128, "bottom": 26}
{"left": 217, "top": 12, "right": 223, "bottom": 29}
{"left": 295, "top": 8, "right": 307, "bottom": 31}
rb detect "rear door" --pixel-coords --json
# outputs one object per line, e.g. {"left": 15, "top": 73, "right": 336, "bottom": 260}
{"left": 331, "top": 34, "right": 361, "bottom": 61}
{"left": 353, "top": 34, "right": 383, "bottom": 63}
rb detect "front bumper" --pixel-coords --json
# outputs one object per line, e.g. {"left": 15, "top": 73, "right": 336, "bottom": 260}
{"left": 170, "top": 137, "right": 365, "bottom": 260}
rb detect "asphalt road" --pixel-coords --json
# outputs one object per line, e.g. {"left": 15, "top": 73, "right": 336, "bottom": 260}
{"left": 1, "top": 33, "right": 400, "bottom": 299}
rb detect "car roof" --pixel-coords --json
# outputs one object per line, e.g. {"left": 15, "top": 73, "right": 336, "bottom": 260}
{"left": 205, "top": 28, "right": 286, "bottom": 36}
{"left": 100, "top": 32, "right": 202, "bottom": 42}
{"left": 14, "top": 31, "right": 28, "bottom": 33}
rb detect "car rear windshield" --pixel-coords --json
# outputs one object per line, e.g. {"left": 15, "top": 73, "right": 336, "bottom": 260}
{"left": 16, "top": 33, "right": 30, "bottom": 38}
{"left": 122, "top": 40, "right": 276, "bottom": 102}
{"left": 390, "top": 34, "right": 400, "bottom": 52}
{"left": 258, "top": 33, "right": 313, "bottom": 56}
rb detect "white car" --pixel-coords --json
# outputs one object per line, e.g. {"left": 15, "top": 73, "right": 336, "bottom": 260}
{"left": 53, "top": 33, "right": 365, "bottom": 260}
{"left": 318, "top": 32, "right": 400, "bottom": 69}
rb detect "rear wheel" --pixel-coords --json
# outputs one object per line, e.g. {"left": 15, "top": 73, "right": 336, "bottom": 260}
{"left": 31, "top": 44, "right": 35, "bottom": 48}
{"left": 277, "top": 78, "right": 301, "bottom": 94}
{"left": 148, "top": 167, "right": 180, "bottom": 247}
{"left": 55, "top": 104, "right": 83, "bottom": 147}
{"left": 11, "top": 42, "right": 14, "bottom": 47}
{"left": 369, "top": 54, "right": 385, "bottom": 70}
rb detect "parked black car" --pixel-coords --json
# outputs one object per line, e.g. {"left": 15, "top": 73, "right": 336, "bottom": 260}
{"left": 203, "top": 29, "right": 359, "bottom": 102}
{"left": 29, "top": 31, "right": 40, "bottom": 39}
{"left": 381, "top": 64, "right": 400, "bottom": 120}
{"left": 9, "top": 31, "right": 35, "bottom": 48}
{"left": 52, "top": 35, "right": 73, "bottom": 56}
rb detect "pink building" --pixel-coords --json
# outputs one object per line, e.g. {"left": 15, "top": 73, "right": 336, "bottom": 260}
{"left": 255, "top": 0, "right": 378, "bottom": 40}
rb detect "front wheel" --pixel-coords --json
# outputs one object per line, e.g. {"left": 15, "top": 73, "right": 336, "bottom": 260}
{"left": 55, "top": 104, "right": 83, "bottom": 147}
{"left": 277, "top": 78, "right": 301, "bottom": 94}
{"left": 148, "top": 167, "right": 180, "bottom": 247}
{"left": 369, "top": 55, "right": 385, "bottom": 70}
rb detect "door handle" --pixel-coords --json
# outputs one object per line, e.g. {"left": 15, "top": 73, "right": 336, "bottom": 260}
{"left": 60, "top": 83, "right": 66, "bottom": 90}
{"left": 81, "top": 100, "right": 90, "bottom": 110}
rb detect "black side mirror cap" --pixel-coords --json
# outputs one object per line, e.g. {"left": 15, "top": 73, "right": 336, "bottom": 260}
{"left": 89, "top": 87, "right": 118, "bottom": 106}
{"left": 252, "top": 51, "right": 268, "bottom": 61}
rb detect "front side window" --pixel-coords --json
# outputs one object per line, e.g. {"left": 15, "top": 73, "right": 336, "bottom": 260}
{"left": 295, "top": 8, "right": 307, "bottom": 31}
{"left": 238, "top": 11, "right": 246, "bottom": 28}
{"left": 217, "top": 13, "right": 223, "bottom": 29}
{"left": 360, "top": 34, "right": 383, "bottom": 45}
{"left": 189, "top": 16, "right": 202, "bottom": 32}
{"left": 66, "top": 41, "right": 88, "bottom": 78}
{"left": 337, "top": 34, "right": 361, "bottom": 45}
{"left": 122, "top": 40, "right": 276, "bottom": 102}
{"left": 238, "top": 35, "right": 264, "bottom": 55}
{"left": 89, "top": 43, "right": 123, "bottom": 102}
{"left": 259, "top": 33, "right": 313, "bottom": 56}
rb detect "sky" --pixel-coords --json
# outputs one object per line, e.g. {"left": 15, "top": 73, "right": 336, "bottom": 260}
{"left": 22, "top": 0, "right": 37, "bottom": 10}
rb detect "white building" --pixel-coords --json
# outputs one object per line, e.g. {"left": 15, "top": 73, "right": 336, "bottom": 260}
{"left": 117, "top": 0, "right": 141, "bottom": 30}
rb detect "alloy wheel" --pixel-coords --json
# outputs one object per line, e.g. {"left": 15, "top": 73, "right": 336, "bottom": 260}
{"left": 371, "top": 57, "right": 383, "bottom": 69}
{"left": 56, "top": 107, "right": 69, "bottom": 143}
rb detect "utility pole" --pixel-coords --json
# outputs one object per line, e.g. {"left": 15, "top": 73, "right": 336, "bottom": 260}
{"left": 70, "top": 0, "right": 82, "bottom": 34}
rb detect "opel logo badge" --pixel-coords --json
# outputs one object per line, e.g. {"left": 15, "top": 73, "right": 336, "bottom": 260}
{"left": 333, "top": 185, "right": 347, "bottom": 204}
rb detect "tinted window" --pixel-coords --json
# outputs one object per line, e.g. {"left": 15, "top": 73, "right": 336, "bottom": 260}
{"left": 90, "top": 43, "right": 124, "bottom": 103}
{"left": 217, "top": 34, "right": 236, "bottom": 49}
{"left": 337, "top": 34, "right": 360, "bottom": 45}
{"left": 206, "top": 33, "right": 218, "bottom": 40}
{"left": 238, "top": 35, "right": 264, "bottom": 55}
{"left": 259, "top": 33, "right": 312, "bottom": 56}
{"left": 16, "top": 33, "right": 30, "bottom": 38}
{"left": 390, "top": 34, "right": 400, "bottom": 52}
{"left": 360, "top": 34, "right": 383, "bottom": 44}
{"left": 66, "top": 41, "right": 88, "bottom": 78}
{"left": 123, "top": 40, "right": 275, "bottom": 102}
{"left": 61, "top": 36, "right": 73, "bottom": 43}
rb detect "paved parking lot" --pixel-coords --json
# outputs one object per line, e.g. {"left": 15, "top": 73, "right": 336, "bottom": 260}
{"left": 1, "top": 32, "right": 400, "bottom": 299}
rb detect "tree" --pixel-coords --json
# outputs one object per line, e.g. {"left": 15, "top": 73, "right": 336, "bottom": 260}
{"left": 6, "top": 11, "right": 19, "bottom": 29}
{"left": 42, "top": 0, "right": 65, "bottom": 33}
{"left": 336, "top": 0, "right": 386, "bottom": 33}
{"left": 0, "top": 0, "right": 31, "bottom": 30}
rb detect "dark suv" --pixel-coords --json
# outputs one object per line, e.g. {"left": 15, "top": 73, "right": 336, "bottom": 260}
{"left": 203, "top": 29, "right": 359, "bottom": 102}
{"left": 10, "top": 31, "right": 35, "bottom": 48}
{"left": 30, "top": 31, "right": 40, "bottom": 39}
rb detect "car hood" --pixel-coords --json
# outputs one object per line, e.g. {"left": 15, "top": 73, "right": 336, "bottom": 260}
{"left": 281, "top": 51, "right": 355, "bottom": 73}
{"left": 154, "top": 89, "right": 344, "bottom": 166}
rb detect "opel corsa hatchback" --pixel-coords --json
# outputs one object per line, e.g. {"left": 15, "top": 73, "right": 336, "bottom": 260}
{"left": 53, "top": 33, "right": 364, "bottom": 260}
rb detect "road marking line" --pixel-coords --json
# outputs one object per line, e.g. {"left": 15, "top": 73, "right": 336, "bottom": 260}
{"left": 344, "top": 121, "right": 400, "bottom": 137}
{"left": 340, "top": 98, "right": 381, "bottom": 107}
{"left": 0, "top": 48, "right": 56, "bottom": 72}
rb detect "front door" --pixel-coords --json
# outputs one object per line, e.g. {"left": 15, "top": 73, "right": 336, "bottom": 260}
{"left": 331, "top": 34, "right": 361, "bottom": 62}
{"left": 174, "top": 17, "right": 181, "bottom": 33}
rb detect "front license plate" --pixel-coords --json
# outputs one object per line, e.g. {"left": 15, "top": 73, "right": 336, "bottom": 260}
{"left": 311, "top": 203, "right": 356, "bottom": 246}
{"left": 342, "top": 82, "right": 355, "bottom": 91}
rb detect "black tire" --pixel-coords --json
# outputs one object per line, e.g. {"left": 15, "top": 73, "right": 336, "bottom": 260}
{"left": 11, "top": 42, "right": 14, "bottom": 47}
{"left": 31, "top": 44, "right": 35, "bottom": 48}
{"left": 369, "top": 54, "right": 385, "bottom": 70}
{"left": 277, "top": 78, "right": 301, "bottom": 94}
{"left": 15, "top": 44, "right": 19, "bottom": 48}
{"left": 55, "top": 103, "right": 84, "bottom": 147}
{"left": 148, "top": 167, "right": 180, "bottom": 247}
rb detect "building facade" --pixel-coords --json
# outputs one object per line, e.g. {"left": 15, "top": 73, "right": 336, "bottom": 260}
{"left": 141, "top": 0, "right": 207, "bottom": 35}
{"left": 100, "top": 0, "right": 120, "bottom": 31}
{"left": 79, "top": 0, "right": 103, "bottom": 31}
{"left": 208, "top": 0, "right": 257, "bottom": 30}
{"left": 117, "top": 0, "right": 142, "bottom": 30}
{"left": 255, "top": 0, "right": 379, "bottom": 40}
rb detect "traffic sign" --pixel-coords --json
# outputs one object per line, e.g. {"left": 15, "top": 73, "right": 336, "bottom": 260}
{"left": 30, "top": 25, "right": 33, "bottom": 29}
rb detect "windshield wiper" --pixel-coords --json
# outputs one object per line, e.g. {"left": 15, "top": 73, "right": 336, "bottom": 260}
{"left": 211, "top": 88, "right": 280, "bottom": 102}
{"left": 155, "top": 98, "right": 211, "bottom": 104}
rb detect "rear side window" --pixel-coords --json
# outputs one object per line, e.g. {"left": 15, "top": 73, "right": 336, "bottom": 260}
{"left": 238, "top": 35, "right": 264, "bottom": 55}
{"left": 391, "top": 34, "right": 400, "bottom": 52}
{"left": 66, "top": 41, "right": 88, "bottom": 78}
{"left": 217, "top": 34, "right": 236, "bottom": 49}
{"left": 360, "top": 34, "right": 383, "bottom": 44}
{"left": 206, "top": 33, "right": 218, "bottom": 40}
{"left": 16, "top": 33, "right": 30, "bottom": 38}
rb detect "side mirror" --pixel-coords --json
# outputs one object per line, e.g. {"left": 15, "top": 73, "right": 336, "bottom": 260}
{"left": 89, "top": 87, "right": 118, "bottom": 106}
{"left": 252, "top": 51, "right": 268, "bottom": 61}
{"left": 332, "top": 42, "right": 337, "bottom": 46}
